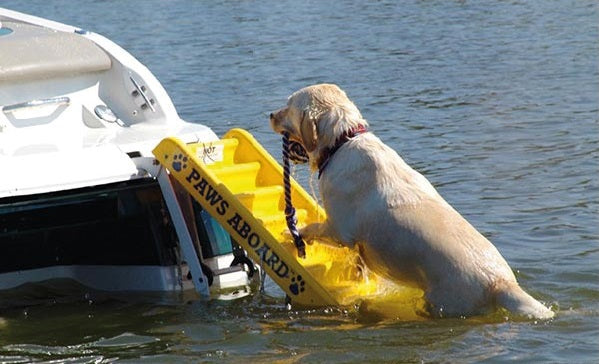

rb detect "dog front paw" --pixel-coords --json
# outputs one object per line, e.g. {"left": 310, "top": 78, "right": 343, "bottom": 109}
{"left": 299, "top": 225, "right": 319, "bottom": 244}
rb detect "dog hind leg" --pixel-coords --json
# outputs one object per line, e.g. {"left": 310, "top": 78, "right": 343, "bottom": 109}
{"left": 495, "top": 282, "right": 554, "bottom": 319}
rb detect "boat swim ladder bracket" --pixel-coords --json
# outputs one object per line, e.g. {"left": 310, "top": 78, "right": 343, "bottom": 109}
{"left": 156, "top": 167, "right": 210, "bottom": 297}
{"left": 129, "top": 75, "right": 156, "bottom": 112}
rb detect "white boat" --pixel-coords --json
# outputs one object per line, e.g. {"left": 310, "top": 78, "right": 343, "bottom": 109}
{"left": 0, "top": 8, "right": 253, "bottom": 299}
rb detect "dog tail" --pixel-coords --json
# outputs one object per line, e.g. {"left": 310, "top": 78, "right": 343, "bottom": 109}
{"left": 495, "top": 283, "right": 554, "bottom": 320}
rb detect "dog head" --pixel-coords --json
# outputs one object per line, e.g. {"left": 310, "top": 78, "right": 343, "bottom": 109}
{"left": 269, "top": 83, "right": 368, "bottom": 170}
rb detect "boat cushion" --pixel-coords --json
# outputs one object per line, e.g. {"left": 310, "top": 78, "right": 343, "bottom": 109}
{"left": 0, "top": 21, "right": 111, "bottom": 83}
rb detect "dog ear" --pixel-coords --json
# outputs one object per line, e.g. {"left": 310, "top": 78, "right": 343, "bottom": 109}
{"left": 299, "top": 110, "right": 318, "bottom": 152}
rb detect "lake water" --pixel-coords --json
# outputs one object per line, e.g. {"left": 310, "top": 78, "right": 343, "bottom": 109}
{"left": 1, "top": 0, "right": 598, "bottom": 362}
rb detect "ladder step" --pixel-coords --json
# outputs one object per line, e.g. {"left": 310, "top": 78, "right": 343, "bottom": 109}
{"left": 209, "top": 162, "right": 260, "bottom": 193}
{"left": 256, "top": 208, "right": 309, "bottom": 233}
{"left": 235, "top": 185, "right": 284, "bottom": 213}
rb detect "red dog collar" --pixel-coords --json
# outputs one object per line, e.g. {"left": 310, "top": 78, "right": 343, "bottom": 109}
{"left": 318, "top": 125, "right": 368, "bottom": 179}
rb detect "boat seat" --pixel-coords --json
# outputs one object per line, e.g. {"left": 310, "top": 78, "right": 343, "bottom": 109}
{"left": 0, "top": 21, "right": 111, "bottom": 83}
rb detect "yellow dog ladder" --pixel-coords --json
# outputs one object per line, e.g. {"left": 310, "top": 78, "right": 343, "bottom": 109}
{"left": 153, "top": 128, "right": 424, "bottom": 314}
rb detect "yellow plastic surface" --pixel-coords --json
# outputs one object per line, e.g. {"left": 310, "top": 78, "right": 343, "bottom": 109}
{"left": 153, "top": 128, "right": 426, "bottom": 319}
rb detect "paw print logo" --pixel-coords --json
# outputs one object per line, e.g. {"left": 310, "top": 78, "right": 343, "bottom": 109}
{"left": 289, "top": 275, "right": 305, "bottom": 295}
{"left": 171, "top": 154, "right": 188, "bottom": 172}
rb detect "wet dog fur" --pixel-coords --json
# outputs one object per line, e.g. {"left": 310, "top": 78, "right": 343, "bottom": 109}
{"left": 269, "top": 83, "right": 553, "bottom": 319}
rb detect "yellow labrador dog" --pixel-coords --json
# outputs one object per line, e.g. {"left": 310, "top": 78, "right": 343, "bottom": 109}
{"left": 270, "top": 83, "right": 554, "bottom": 319}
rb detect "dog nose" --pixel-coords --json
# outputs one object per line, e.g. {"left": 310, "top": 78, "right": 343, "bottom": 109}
{"left": 269, "top": 113, "right": 274, "bottom": 119}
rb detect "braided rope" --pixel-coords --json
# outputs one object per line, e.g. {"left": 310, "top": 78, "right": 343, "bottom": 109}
{"left": 282, "top": 132, "right": 307, "bottom": 258}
